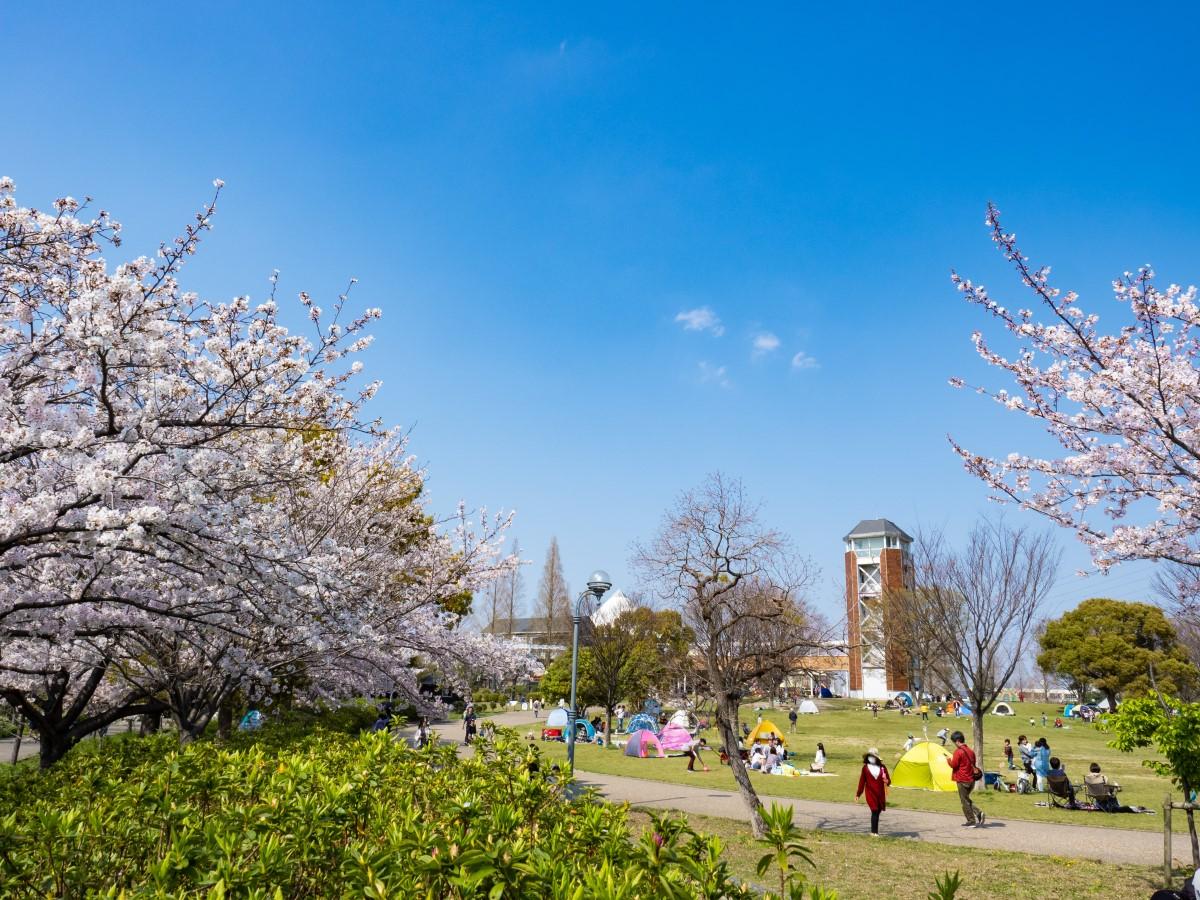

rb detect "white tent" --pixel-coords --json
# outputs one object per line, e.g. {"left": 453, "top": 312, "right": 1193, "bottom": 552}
{"left": 992, "top": 702, "right": 1015, "bottom": 716}
{"left": 669, "top": 709, "right": 694, "bottom": 729}
{"left": 590, "top": 589, "right": 634, "bottom": 626}
{"left": 1096, "top": 697, "right": 1111, "bottom": 710}
{"left": 545, "top": 708, "right": 569, "bottom": 728}
{"left": 798, "top": 699, "right": 819, "bottom": 715}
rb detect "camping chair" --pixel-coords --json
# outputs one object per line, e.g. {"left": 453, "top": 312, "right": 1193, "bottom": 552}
{"left": 1045, "top": 773, "right": 1080, "bottom": 809}
{"left": 1085, "top": 779, "right": 1122, "bottom": 812}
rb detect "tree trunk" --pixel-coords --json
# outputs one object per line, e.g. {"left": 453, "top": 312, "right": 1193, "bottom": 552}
{"left": 971, "top": 709, "right": 985, "bottom": 765}
{"left": 604, "top": 708, "right": 614, "bottom": 751}
{"left": 1189, "top": 808, "right": 1199, "bottom": 869}
{"left": 9, "top": 718, "right": 23, "bottom": 765}
{"left": 717, "top": 694, "right": 765, "bottom": 838}
{"left": 217, "top": 702, "right": 234, "bottom": 741}
{"left": 1104, "top": 689, "right": 1119, "bottom": 713}
{"left": 38, "top": 731, "right": 73, "bottom": 769}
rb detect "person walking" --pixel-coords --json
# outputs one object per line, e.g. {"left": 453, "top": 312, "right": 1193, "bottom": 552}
{"left": 532, "top": 698, "right": 541, "bottom": 719}
{"left": 920, "top": 703, "right": 929, "bottom": 721}
{"left": 1003, "top": 738, "right": 1015, "bottom": 770}
{"left": 855, "top": 748, "right": 891, "bottom": 836}
{"left": 788, "top": 707, "right": 798, "bottom": 733}
{"left": 870, "top": 702, "right": 879, "bottom": 719}
{"left": 616, "top": 704, "right": 626, "bottom": 733}
{"left": 949, "top": 731, "right": 985, "bottom": 828}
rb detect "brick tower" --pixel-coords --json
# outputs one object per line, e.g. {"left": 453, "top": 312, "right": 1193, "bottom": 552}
{"left": 844, "top": 519, "right": 914, "bottom": 699}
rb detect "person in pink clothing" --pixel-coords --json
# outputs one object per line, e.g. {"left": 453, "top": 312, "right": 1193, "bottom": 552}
{"left": 854, "top": 747, "right": 890, "bottom": 836}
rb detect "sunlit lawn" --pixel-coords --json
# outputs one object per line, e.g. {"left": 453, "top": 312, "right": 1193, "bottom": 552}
{"left": 625, "top": 808, "right": 1172, "bottom": 900}
{"left": 534, "top": 699, "right": 1187, "bottom": 833}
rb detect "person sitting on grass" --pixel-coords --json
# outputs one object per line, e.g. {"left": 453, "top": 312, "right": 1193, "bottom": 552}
{"left": 810, "top": 742, "right": 826, "bottom": 773}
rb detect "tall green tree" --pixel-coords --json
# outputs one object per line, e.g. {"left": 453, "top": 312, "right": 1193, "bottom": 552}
{"left": 1038, "top": 598, "right": 1200, "bottom": 710}
{"left": 585, "top": 608, "right": 692, "bottom": 746}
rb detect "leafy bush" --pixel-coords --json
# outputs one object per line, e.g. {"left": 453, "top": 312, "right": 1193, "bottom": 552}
{"left": 0, "top": 716, "right": 768, "bottom": 898}
{"left": 0, "top": 713, "right": 960, "bottom": 898}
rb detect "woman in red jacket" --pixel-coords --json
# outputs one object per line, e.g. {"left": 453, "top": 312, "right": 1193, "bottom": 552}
{"left": 855, "top": 747, "right": 890, "bottom": 836}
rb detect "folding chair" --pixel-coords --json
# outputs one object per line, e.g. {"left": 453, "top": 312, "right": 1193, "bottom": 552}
{"left": 1045, "top": 773, "right": 1079, "bottom": 809}
{"left": 1085, "top": 779, "right": 1121, "bottom": 812}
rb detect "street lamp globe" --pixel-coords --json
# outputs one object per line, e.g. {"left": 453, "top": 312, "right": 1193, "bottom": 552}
{"left": 587, "top": 570, "right": 612, "bottom": 598}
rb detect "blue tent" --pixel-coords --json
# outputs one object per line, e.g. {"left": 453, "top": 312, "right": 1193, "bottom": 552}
{"left": 627, "top": 712, "right": 657, "bottom": 734}
{"left": 1064, "top": 703, "right": 1076, "bottom": 718}
{"left": 574, "top": 720, "right": 596, "bottom": 741}
{"left": 894, "top": 691, "right": 914, "bottom": 707}
{"left": 819, "top": 686, "right": 834, "bottom": 699}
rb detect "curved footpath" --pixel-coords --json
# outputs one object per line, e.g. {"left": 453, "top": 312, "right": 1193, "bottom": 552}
{"left": 438, "top": 708, "right": 1166, "bottom": 868}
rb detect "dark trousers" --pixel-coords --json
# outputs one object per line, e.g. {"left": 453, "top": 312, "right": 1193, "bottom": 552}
{"left": 957, "top": 782, "right": 982, "bottom": 824}
{"left": 870, "top": 809, "right": 881, "bottom": 834}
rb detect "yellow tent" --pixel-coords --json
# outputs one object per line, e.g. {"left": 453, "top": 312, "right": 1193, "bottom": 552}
{"left": 744, "top": 719, "right": 787, "bottom": 748}
{"left": 891, "top": 741, "right": 955, "bottom": 792}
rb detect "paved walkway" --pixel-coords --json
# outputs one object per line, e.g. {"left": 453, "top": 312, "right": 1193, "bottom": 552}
{"left": 430, "top": 709, "right": 1169, "bottom": 867}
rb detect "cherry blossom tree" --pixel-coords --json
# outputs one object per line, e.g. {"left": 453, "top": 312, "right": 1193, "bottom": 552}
{"left": 951, "top": 205, "right": 1200, "bottom": 573}
{"left": 0, "top": 177, "right": 528, "bottom": 764}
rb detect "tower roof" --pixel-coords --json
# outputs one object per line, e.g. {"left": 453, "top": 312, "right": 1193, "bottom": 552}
{"left": 843, "top": 518, "right": 913, "bottom": 542}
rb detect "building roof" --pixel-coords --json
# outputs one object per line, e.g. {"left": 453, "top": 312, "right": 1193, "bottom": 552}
{"left": 485, "top": 616, "right": 570, "bottom": 637}
{"left": 843, "top": 518, "right": 913, "bottom": 542}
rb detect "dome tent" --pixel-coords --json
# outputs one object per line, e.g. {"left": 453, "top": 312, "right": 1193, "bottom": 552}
{"left": 891, "top": 741, "right": 955, "bottom": 792}
{"left": 797, "top": 699, "right": 819, "bottom": 714}
{"left": 992, "top": 702, "right": 1015, "bottom": 716}
{"left": 658, "top": 722, "right": 693, "bottom": 750}
{"left": 744, "top": 719, "right": 787, "bottom": 749}
{"left": 627, "top": 712, "right": 657, "bottom": 734}
{"left": 669, "top": 709, "right": 695, "bottom": 729}
{"left": 624, "top": 729, "right": 665, "bottom": 758}
{"left": 894, "top": 691, "right": 914, "bottom": 707}
{"left": 545, "top": 708, "right": 569, "bottom": 728}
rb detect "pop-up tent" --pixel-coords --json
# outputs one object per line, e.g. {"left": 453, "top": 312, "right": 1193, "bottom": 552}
{"left": 992, "top": 702, "right": 1015, "bottom": 716}
{"left": 658, "top": 722, "right": 693, "bottom": 750}
{"left": 627, "top": 712, "right": 657, "bottom": 734}
{"left": 797, "top": 699, "right": 819, "bottom": 715}
{"left": 894, "top": 691, "right": 914, "bottom": 707}
{"left": 892, "top": 741, "right": 955, "bottom": 791}
{"left": 1064, "top": 703, "right": 1077, "bottom": 718}
{"left": 744, "top": 719, "right": 787, "bottom": 748}
{"left": 819, "top": 686, "right": 834, "bottom": 698}
{"left": 669, "top": 709, "right": 695, "bottom": 729}
{"left": 624, "top": 729, "right": 665, "bottom": 758}
{"left": 545, "top": 708, "right": 568, "bottom": 729}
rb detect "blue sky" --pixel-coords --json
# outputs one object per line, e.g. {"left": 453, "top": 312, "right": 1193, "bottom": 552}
{"left": 8, "top": 4, "right": 1199, "bottom": 624}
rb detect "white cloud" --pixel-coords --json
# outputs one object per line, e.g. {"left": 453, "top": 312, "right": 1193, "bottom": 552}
{"left": 697, "top": 361, "right": 731, "bottom": 389}
{"left": 675, "top": 306, "right": 724, "bottom": 336}
{"left": 791, "top": 351, "right": 819, "bottom": 370}
{"left": 752, "top": 332, "right": 780, "bottom": 356}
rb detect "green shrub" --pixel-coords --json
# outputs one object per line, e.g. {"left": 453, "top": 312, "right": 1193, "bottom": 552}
{"left": 0, "top": 718, "right": 769, "bottom": 898}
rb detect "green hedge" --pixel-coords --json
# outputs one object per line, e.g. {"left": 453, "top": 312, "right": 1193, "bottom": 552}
{"left": 0, "top": 714, "right": 790, "bottom": 898}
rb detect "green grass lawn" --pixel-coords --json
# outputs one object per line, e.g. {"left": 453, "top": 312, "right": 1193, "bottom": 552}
{"left": 538, "top": 699, "right": 1190, "bottom": 833}
{"left": 625, "top": 807, "right": 1174, "bottom": 899}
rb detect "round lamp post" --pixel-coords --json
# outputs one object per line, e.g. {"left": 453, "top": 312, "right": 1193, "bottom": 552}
{"left": 566, "top": 569, "right": 612, "bottom": 772}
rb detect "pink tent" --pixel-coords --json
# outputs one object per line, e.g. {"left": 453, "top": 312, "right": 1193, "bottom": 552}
{"left": 624, "top": 729, "right": 665, "bottom": 758}
{"left": 658, "top": 722, "right": 693, "bottom": 751}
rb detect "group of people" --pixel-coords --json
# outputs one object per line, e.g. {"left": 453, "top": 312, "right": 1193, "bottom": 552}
{"left": 854, "top": 731, "right": 985, "bottom": 836}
